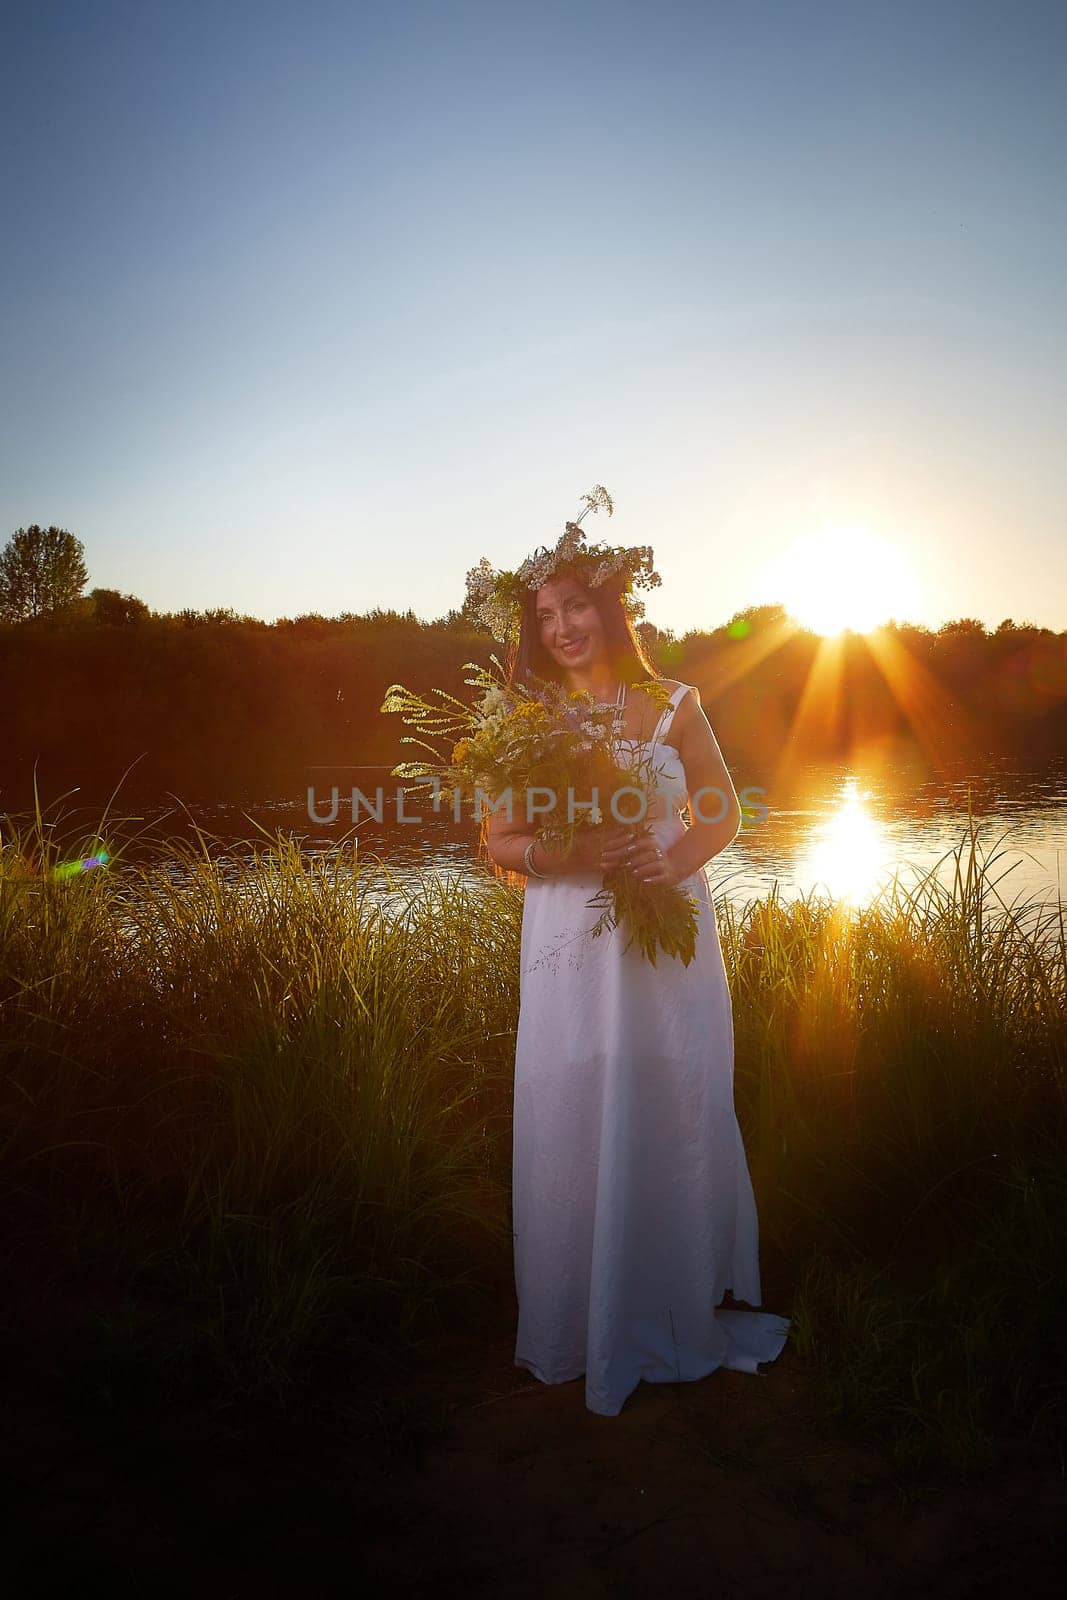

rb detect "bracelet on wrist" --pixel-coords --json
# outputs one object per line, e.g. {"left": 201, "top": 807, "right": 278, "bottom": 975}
{"left": 523, "top": 840, "right": 550, "bottom": 879}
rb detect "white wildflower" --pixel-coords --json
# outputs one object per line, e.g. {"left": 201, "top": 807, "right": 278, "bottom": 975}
{"left": 461, "top": 487, "right": 660, "bottom": 637}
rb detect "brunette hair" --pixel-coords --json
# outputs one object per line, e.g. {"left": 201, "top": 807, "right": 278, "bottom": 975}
{"left": 507, "top": 566, "right": 658, "bottom": 688}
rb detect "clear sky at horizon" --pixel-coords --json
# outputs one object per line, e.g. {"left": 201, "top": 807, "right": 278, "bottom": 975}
{"left": 3, "top": 0, "right": 1065, "bottom": 634}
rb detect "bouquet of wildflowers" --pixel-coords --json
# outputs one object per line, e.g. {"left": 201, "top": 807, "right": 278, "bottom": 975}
{"left": 381, "top": 659, "right": 699, "bottom": 966}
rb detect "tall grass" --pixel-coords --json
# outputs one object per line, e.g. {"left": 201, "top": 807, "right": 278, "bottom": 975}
{"left": 721, "top": 811, "right": 1067, "bottom": 1478}
{"left": 1, "top": 782, "right": 521, "bottom": 1407}
{"left": 2, "top": 784, "right": 1065, "bottom": 1477}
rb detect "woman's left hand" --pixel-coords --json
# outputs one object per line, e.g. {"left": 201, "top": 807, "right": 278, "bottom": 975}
{"left": 600, "top": 830, "right": 683, "bottom": 888}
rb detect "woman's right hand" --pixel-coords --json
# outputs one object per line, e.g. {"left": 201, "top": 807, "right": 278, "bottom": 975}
{"left": 562, "top": 824, "right": 630, "bottom": 872}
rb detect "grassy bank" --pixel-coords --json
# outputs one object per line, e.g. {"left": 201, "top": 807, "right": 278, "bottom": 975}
{"left": 2, "top": 792, "right": 520, "bottom": 1423}
{"left": 2, "top": 790, "right": 1065, "bottom": 1481}
{"left": 722, "top": 826, "right": 1067, "bottom": 1477}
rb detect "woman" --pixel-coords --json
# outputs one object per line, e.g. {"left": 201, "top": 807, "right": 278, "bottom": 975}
{"left": 482, "top": 533, "right": 791, "bottom": 1417}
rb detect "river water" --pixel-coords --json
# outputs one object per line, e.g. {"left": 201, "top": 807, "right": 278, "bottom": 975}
{"left": 50, "top": 749, "right": 1066, "bottom": 938}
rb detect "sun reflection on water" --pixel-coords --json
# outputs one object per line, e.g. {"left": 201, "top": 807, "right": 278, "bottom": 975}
{"left": 795, "top": 777, "right": 894, "bottom": 908}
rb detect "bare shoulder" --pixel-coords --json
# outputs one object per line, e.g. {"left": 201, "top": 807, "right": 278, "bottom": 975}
{"left": 634, "top": 675, "right": 687, "bottom": 704}
{"left": 660, "top": 681, "right": 715, "bottom": 757}
{"left": 629, "top": 677, "right": 677, "bottom": 724}
{"left": 630, "top": 677, "right": 700, "bottom": 743}
{"left": 652, "top": 677, "right": 703, "bottom": 720}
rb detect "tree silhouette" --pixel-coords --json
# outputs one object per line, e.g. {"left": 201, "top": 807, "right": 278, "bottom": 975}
{"left": 90, "top": 587, "right": 150, "bottom": 625}
{"left": 0, "top": 524, "right": 89, "bottom": 622}
{"left": 937, "top": 617, "right": 988, "bottom": 637}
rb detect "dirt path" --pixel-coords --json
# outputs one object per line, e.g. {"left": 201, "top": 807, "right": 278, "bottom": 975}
{"left": 354, "top": 1311, "right": 1065, "bottom": 1598}
{"left": 4, "top": 1283, "right": 1065, "bottom": 1597}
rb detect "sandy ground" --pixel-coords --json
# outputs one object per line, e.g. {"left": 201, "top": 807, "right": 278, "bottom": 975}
{"left": 352, "top": 1308, "right": 1066, "bottom": 1599}
{"left": 3, "top": 1268, "right": 1065, "bottom": 1596}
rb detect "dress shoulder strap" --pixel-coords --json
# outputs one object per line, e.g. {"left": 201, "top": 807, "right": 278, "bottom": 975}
{"left": 650, "top": 681, "right": 695, "bottom": 747}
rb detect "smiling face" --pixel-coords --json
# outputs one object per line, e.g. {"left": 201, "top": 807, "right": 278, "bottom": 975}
{"left": 534, "top": 574, "right": 610, "bottom": 678}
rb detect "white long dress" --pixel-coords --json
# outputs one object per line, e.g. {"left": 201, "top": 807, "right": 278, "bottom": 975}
{"left": 511, "top": 681, "right": 790, "bottom": 1416}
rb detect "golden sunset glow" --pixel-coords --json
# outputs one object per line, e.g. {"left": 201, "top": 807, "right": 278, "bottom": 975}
{"left": 773, "top": 526, "right": 921, "bottom": 637}
{"left": 796, "top": 778, "right": 894, "bottom": 906}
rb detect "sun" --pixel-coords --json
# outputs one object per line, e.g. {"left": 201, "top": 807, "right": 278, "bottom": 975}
{"left": 771, "top": 525, "right": 920, "bottom": 636}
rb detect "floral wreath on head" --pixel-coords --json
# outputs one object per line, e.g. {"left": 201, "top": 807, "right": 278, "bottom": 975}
{"left": 465, "top": 484, "right": 661, "bottom": 643}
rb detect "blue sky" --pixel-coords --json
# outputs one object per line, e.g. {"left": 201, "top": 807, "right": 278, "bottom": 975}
{"left": 3, "top": 0, "right": 1065, "bottom": 633}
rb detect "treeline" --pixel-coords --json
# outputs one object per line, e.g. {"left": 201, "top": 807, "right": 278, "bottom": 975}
{"left": 1, "top": 603, "right": 1064, "bottom": 808}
